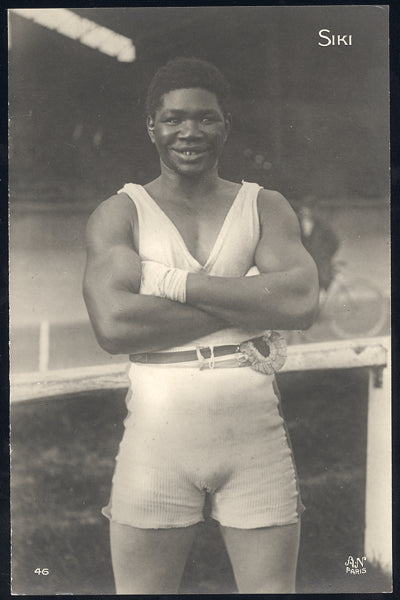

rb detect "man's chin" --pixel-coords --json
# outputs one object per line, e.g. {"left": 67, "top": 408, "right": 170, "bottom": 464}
{"left": 177, "top": 164, "right": 208, "bottom": 176}
{"left": 164, "top": 162, "right": 211, "bottom": 178}
{"left": 163, "top": 157, "right": 219, "bottom": 178}
{"left": 159, "top": 152, "right": 221, "bottom": 178}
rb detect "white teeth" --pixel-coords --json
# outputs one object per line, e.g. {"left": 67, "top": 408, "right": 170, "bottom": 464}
{"left": 175, "top": 149, "right": 205, "bottom": 157}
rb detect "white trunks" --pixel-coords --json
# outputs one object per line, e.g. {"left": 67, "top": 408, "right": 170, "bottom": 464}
{"left": 102, "top": 361, "right": 304, "bottom": 529}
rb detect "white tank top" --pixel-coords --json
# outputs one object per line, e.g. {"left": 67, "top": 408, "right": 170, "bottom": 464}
{"left": 118, "top": 181, "right": 265, "bottom": 350}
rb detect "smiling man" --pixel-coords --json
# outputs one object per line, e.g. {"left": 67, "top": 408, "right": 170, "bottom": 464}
{"left": 83, "top": 57, "right": 318, "bottom": 594}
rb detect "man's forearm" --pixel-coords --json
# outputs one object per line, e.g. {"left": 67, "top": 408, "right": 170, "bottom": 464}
{"left": 93, "top": 291, "right": 227, "bottom": 355}
{"left": 186, "top": 270, "right": 317, "bottom": 330}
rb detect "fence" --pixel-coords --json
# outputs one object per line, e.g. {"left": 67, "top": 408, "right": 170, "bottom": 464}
{"left": 10, "top": 336, "right": 391, "bottom": 573}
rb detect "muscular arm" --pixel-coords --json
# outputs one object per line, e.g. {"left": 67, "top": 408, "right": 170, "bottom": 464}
{"left": 185, "top": 190, "right": 319, "bottom": 330}
{"left": 83, "top": 196, "right": 227, "bottom": 355}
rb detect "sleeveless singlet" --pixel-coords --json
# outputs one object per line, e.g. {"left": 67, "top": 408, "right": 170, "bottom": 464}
{"left": 117, "top": 181, "right": 265, "bottom": 350}
{"left": 101, "top": 180, "right": 304, "bottom": 530}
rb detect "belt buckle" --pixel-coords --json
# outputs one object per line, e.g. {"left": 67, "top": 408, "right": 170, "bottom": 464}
{"left": 195, "top": 345, "right": 214, "bottom": 370}
{"left": 233, "top": 344, "right": 250, "bottom": 367}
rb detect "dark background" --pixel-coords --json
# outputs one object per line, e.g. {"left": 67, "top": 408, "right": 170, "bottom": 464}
{"left": 9, "top": 5, "right": 389, "bottom": 202}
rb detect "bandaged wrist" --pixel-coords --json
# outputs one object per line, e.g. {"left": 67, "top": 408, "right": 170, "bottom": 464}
{"left": 140, "top": 260, "right": 188, "bottom": 303}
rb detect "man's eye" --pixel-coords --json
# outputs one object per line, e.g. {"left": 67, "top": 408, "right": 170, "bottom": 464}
{"left": 165, "top": 118, "right": 180, "bottom": 124}
{"left": 201, "top": 117, "right": 216, "bottom": 123}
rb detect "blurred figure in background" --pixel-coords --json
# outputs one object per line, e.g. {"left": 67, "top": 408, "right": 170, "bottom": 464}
{"left": 297, "top": 195, "right": 340, "bottom": 300}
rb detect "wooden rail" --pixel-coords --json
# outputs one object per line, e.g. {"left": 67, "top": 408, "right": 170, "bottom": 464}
{"left": 10, "top": 336, "right": 391, "bottom": 574}
{"left": 10, "top": 337, "right": 388, "bottom": 403}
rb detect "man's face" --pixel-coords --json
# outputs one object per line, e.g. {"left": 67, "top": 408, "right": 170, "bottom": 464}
{"left": 147, "top": 87, "right": 230, "bottom": 177}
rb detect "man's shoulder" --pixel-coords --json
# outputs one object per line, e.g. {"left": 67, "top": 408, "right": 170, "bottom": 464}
{"left": 255, "top": 188, "right": 302, "bottom": 242}
{"left": 257, "top": 188, "right": 295, "bottom": 219}
{"left": 86, "top": 191, "right": 138, "bottom": 244}
{"left": 257, "top": 187, "right": 286, "bottom": 202}
{"left": 90, "top": 191, "right": 137, "bottom": 224}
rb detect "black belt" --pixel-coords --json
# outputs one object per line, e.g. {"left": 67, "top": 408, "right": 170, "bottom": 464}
{"left": 130, "top": 343, "right": 242, "bottom": 364}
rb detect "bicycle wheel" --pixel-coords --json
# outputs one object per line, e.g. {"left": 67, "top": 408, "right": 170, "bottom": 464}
{"left": 328, "top": 278, "right": 387, "bottom": 338}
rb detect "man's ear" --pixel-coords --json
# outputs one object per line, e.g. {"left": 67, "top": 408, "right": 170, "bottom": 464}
{"left": 224, "top": 113, "right": 232, "bottom": 141}
{"left": 147, "top": 116, "right": 156, "bottom": 143}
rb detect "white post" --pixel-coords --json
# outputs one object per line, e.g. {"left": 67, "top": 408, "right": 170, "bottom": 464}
{"left": 38, "top": 320, "right": 50, "bottom": 373}
{"left": 8, "top": 11, "right": 12, "bottom": 50}
{"left": 364, "top": 355, "right": 392, "bottom": 573}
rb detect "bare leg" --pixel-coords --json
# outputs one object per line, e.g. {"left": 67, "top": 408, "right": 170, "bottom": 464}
{"left": 110, "top": 521, "right": 198, "bottom": 594}
{"left": 220, "top": 521, "right": 301, "bottom": 593}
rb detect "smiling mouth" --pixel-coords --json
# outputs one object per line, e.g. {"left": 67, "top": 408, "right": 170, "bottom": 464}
{"left": 173, "top": 149, "right": 207, "bottom": 157}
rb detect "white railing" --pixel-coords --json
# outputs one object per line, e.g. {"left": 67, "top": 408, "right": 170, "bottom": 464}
{"left": 10, "top": 336, "right": 391, "bottom": 573}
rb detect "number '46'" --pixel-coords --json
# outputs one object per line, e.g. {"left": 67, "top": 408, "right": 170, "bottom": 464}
{"left": 34, "top": 568, "right": 49, "bottom": 576}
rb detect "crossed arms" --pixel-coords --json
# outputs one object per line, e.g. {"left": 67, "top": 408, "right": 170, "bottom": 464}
{"left": 83, "top": 191, "right": 318, "bottom": 355}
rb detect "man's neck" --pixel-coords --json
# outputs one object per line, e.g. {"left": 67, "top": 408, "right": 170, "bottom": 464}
{"left": 157, "top": 164, "right": 221, "bottom": 204}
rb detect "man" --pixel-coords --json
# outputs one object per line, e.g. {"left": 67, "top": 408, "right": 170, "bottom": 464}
{"left": 83, "top": 57, "right": 318, "bottom": 594}
{"left": 298, "top": 195, "right": 340, "bottom": 293}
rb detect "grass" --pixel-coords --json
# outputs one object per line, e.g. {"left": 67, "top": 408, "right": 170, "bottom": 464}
{"left": 10, "top": 369, "right": 391, "bottom": 594}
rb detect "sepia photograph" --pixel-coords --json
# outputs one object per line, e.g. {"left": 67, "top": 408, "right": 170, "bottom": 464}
{"left": 9, "top": 5, "right": 391, "bottom": 595}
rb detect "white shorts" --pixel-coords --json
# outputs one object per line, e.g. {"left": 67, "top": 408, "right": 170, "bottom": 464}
{"left": 102, "top": 362, "right": 304, "bottom": 529}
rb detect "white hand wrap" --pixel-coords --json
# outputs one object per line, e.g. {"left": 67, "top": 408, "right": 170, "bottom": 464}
{"left": 140, "top": 260, "right": 188, "bottom": 303}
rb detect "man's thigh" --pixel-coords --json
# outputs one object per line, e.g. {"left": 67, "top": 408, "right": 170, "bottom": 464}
{"left": 110, "top": 521, "right": 198, "bottom": 594}
{"left": 220, "top": 521, "right": 301, "bottom": 593}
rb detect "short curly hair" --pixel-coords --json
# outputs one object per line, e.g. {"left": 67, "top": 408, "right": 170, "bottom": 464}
{"left": 145, "top": 57, "right": 232, "bottom": 117}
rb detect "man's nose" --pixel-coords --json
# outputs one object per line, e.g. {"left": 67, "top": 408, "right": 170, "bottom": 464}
{"left": 179, "top": 119, "right": 202, "bottom": 137}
